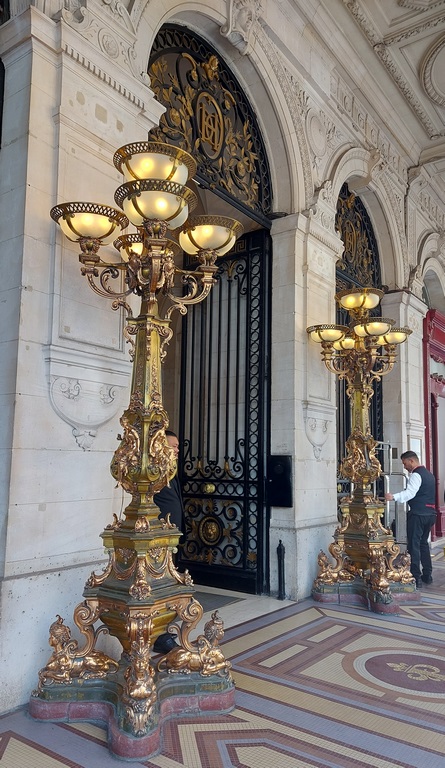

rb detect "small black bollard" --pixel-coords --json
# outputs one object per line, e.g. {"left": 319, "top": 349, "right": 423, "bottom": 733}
{"left": 277, "top": 539, "right": 285, "bottom": 600}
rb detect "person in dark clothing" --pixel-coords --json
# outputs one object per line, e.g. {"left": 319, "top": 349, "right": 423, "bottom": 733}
{"left": 153, "top": 430, "right": 184, "bottom": 654}
{"left": 385, "top": 450, "right": 436, "bottom": 589}
{"left": 154, "top": 430, "right": 184, "bottom": 531}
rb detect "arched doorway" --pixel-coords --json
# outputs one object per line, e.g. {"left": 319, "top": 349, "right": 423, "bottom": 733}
{"left": 335, "top": 183, "right": 384, "bottom": 499}
{"left": 148, "top": 25, "right": 273, "bottom": 593}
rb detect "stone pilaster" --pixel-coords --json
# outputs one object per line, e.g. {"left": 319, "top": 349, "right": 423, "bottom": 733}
{"left": 269, "top": 186, "right": 344, "bottom": 600}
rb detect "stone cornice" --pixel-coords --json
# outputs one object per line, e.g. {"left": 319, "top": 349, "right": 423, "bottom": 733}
{"left": 330, "top": 71, "right": 409, "bottom": 185}
{"left": 384, "top": 13, "right": 445, "bottom": 45}
{"left": 62, "top": 40, "right": 147, "bottom": 109}
{"left": 342, "top": 0, "right": 445, "bottom": 139}
{"left": 53, "top": 0, "right": 155, "bottom": 90}
{"left": 373, "top": 42, "right": 442, "bottom": 138}
{"left": 418, "top": 187, "right": 445, "bottom": 230}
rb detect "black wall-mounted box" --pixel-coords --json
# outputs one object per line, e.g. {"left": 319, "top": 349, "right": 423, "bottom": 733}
{"left": 267, "top": 455, "right": 293, "bottom": 507}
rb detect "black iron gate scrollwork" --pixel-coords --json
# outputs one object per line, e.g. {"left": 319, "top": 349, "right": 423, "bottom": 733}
{"left": 148, "top": 25, "right": 273, "bottom": 594}
{"left": 178, "top": 230, "right": 271, "bottom": 594}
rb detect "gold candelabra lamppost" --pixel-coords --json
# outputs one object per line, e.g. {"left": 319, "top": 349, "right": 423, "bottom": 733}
{"left": 307, "top": 287, "right": 418, "bottom": 613}
{"left": 30, "top": 141, "right": 243, "bottom": 759}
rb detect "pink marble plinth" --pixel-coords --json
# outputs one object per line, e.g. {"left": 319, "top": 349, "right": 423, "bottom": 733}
{"left": 312, "top": 580, "right": 420, "bottom": 614}
{"left": 29, "top": 679, "right": 235, "bottom": 760}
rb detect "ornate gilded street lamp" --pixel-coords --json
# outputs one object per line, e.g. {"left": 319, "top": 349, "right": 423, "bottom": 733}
{"left": 30, "top": 141, "right": 242, "bottom": 759}
{"left": 307, "top": 287, "right": 417, "bottom": 613}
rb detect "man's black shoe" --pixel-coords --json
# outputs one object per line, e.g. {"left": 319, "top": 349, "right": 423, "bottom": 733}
{"left": 153, "top": 633, "right": 179, "bottom": 654}
{"left": 421, "top": 574, "right": 433, "bottom": 585}
{"left": 415, "top": 578, "right": 422, "bottom": 589}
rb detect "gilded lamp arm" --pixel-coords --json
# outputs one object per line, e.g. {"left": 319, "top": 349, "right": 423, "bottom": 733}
{"left": 163, "top": 261, "right": 218, "bottom": 319}
{"left": 83, "top": 263, "right": 134, "bottom": 300}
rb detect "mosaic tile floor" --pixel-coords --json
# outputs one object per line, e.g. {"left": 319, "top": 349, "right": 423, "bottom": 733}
{"left": 1, "top": 548, "right": 445, "bottom": 768}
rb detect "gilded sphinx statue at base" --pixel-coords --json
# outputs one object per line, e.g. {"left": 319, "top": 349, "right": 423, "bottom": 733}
{"left": 36, "top": 614, "right": 118, "bottom": 691}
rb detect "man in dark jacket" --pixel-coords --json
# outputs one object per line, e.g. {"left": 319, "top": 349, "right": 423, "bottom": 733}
{"left": 153, "top": 430, "right": 184, "bottom": 654}
{"left": 385, "top": 450, "right": 436, "bottom": 589}
{"left": 154, "top": 430, "right": 184, "bottom": 531}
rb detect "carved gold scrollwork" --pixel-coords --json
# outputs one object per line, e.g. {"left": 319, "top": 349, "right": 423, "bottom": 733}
{"left": 146, "top": 547, "right": 169, "bottom": 578}
{"left": 85, "top": 551, "right": 115, "bottom": 588}
{"left": 368, "top": 550, "right": 390, "bottom": 593}
{"left": 73, "top": 601, "right": 105, "bottom": 656}
{"left": 158, "top": 602, "right": 232, "bottom": 677}
{"left": 129, "top": 556, "right": 152, "bottom": 600}
{"left": 114, "top": 548, "right": 137, "bottom": 579}
{"left": 110, "top": 410, "right": 141, "bottom": 494}
{"left": 123, "top": 321, "right": 137, "bottom": 361}
{"left": 87, "top": 548, "right": 139, "bottom": 589}
{"left": 122, "top": 613, "right": 157, "bottom": 736}
{"left": 336, "top": 190, "right": 374, "bottom": 287}
{"left": 313, "top": 546, "right": 355, "bottom": 587}
{"left": 135, "top": 517, "right": 150, "bottom": 533}
{"left": 340, "top": 428, "right": 381, "bottom": 486}
{"left": 36, "top": 612, "right": 118, "bottom": 691}
{"left": 385, "top": 545, "right": 415, "bottom": 585}
{"left": 148, "top": 44, "right": 265, "bottom": 213}
{"left": 196, "top": 92, "right": 224, "bottom": 158}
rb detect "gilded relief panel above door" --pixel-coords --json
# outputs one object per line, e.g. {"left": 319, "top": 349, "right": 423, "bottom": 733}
{"left": 148, "top": 25, "right": 271, "bottom": 225}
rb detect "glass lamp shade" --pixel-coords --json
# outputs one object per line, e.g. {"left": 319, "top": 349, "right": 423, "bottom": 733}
{"left": 353, "top": 318, "right": 394, "bottom": 337}
{"left": 113, "top": 142, "right": 197, "bottom": 185}
{"left": 307, "top": 324, "right": 349, "bottom": 343}
{"left": 50, "top": 202, "right": 128, "bottom": 244}
{"left": 114, "top": 233, "right": 182, "bottom": 263}
{"left": 333, "top": 336, "right": 356, "bottom": 350}
{"left": 113, "top": 233, "right": 144, "bottom": 262}
{"left": 335, "top": 287, "right": 384, "bottom": 311}
{"left": 114, "top": 180, "right": 197, "bottom": 229}
{"left": 179, "top": 216, "right": 244, "bottom": 256}
{"left": 375, "top": 327, "right": 412, "bottom": 346}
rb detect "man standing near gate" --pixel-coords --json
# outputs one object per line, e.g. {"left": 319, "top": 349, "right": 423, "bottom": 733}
{"left": 385, "top": 450, "right": 436, "bottom": 589}
{"left": 153, "top": 430, "right": 185, "bottom": 654}
{"left": 154, "top": 430, "right": 184, "bottom": 531}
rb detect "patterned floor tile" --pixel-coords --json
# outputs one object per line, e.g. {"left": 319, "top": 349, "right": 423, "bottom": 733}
{"left": 2, "top": 551, "right": 445, "bottom": 767}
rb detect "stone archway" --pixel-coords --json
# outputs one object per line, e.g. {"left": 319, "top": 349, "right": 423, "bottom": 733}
{"left": 335, "top": 182, "right": 384, "bottom": 498}
{"left": 146, "top": 23, "right": 274, "bottom": 593}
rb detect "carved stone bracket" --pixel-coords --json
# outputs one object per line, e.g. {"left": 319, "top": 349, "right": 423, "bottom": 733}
{"left": 220, "top": 0, "right": 263, "bottom": 55}
{"left": 45, "top": 344, "right": 131, "bottom": 449}
{"left": 303, "top": 402, "right": 335, "bottom": 460}
{"left": 304, "top": 181, "right": 345, "bottom": 254}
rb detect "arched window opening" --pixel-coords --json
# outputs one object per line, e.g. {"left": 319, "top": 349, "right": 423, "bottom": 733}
{"left": 147, "top": 24, "right": 272, "bottom": 228}
{"left": 335, "top": 183, "right": 384, "bottom": 498}
{"left": 146, "top": 24, "right": 273, "bottom": 594}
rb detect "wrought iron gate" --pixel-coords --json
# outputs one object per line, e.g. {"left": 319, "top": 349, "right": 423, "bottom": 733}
{"left": 177, "top": 229, "right": 271, "bottom": 594}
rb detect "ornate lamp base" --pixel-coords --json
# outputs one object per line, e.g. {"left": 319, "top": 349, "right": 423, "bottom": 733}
{"left": 29, "top": 516, "right": 234, "bottom": 761}
{"left": 312, "top": 498, "right": 419, "bottom": 614}
{"left": 29, "top": 671, "right": 235, "bottom": 760}
{"left": 312, "top": 577, "right": 418, "bottom": 614}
